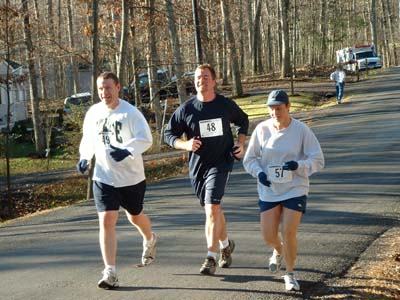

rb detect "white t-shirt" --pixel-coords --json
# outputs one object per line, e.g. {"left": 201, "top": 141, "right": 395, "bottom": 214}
{"left": 330, "top": 70, "right": 346, "bottom": 83}
{"left": 79, "top": 99, "right": 152, "bottom": 187}
{"left": 243, "top": 118, "right": 324, "bottom": 202}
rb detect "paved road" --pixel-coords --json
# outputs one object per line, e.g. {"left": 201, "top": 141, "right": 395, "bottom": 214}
{"left": 1, "top": 68, "right": 399, "bottom": 300}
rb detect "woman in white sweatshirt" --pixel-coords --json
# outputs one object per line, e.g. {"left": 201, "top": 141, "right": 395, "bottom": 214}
{"left": 243, "top": 90, "right": 324, "bottom": 291}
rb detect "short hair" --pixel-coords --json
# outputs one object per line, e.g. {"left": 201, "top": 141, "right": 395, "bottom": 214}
{"left": 97, "top": 71, "right": 120, "bottom": 85}
{"left": 196, "top": 64, "right": 217, "bottom": 80}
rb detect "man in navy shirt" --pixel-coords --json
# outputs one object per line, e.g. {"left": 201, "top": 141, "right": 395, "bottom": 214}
{"left": 164, "top": 64, "right": 249, "bottom": 275}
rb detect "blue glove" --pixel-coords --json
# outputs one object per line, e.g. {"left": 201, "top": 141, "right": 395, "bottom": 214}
{"left": 258, "top": 172, "right": 271, "bottom": 187}
{"left": 76, "top": 159, "right": 88, "bottom": 174}
{"left": 110, "top": 145, "right": 131, "bottom": 162}
{"left": 282, "top": 161, "right": 298, "bottom": 171}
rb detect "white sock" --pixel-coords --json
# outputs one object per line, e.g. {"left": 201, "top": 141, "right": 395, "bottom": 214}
{"left": 207, "top": 251, "right": 217, "bottom": 260}
{"left": 143, "top": 233, "right": 154, "bottom": 246}
{"left": 105, "top": 265, "right": 116, "bottom": 273}
{"left": 219, "top": 238, "right": 229, "bottom": 249}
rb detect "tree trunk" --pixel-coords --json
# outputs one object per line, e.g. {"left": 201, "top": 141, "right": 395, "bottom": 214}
{"left": 238, "top": 0, "right": 245, "bottom": 72}
{"left": 66, "top": 0, "right": 80, "bottom": 94}
{"left": 371, "top": 0, "right": 378, "bottom": 55}
{"left": 385, "top": 0, "right": 398, "bottom": 65}
{"left": 165, "top": 0, "right": 187, "bottom": 104}
{"left": 21, "top": 0, "right": 46, "bottom": 156}
{"left": 280, "top": 0, "right": 290, "bottom": 78}
{"left": 117, "top": 0, "right": 129, "bottom": 89}
{"left": 198, "top": 4, "right": 212, "bottom": 64}
{"left": 146, "top": 0, "right": 162, "bottom": 133}
{"left": 320, "top": 0, "right": 327, "bottom": 64}
{"left": 32, "top": 0, "right": 47, "bottom": 100}
{"left": 129, "top": 18, "right": 142, "bottom": 108}
{"left": 252, "top": 0, "right": 262, "bottom": 75}
{"left": 192, "top": 0, "right": 203, "bottom": 64}
{"left": 3, "top": 0, "right": 12, "bottom": 217}
{"left": 67, "top": 0, "right": 80, "bottom": 94}
{"left": 128, "top": 7, "right": 142, "bottom": 108}
{"left": 91, "top": 0, "right": 100, "bottom": 103}
{"left": 220, "top": 0, "right": 242, "bottom": 97}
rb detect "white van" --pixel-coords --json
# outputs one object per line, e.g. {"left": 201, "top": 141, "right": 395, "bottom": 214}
{"left": 336, "top": 44, "right": 382, "bottom": 71}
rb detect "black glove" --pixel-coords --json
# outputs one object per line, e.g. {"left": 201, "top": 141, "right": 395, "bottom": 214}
{"left": 230, "top": 146, "right": 241, "bottom": 161}
{"left": 258, "top": 172, "right": 271, "bottom": 187}
{"left": 76, "top": 159, "right": 88, "bottom": 174}
{"left": 110, "top": 145, "right": 131, "bottom": 162}
{"left": 282, "top": 161, "right": 298, "bottom": 171}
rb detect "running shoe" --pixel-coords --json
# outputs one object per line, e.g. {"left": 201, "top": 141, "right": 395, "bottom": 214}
{"left": 218, "top": 239, "right": 235, "bottom": 268}
{"left": 199, "top": 256, "right": 217, "bottom": 275}
{"left": 142, "top": 232, "right": 157, "bottom": 265}
{"left": 283, "top": 273, "right": 300, "bottom": 291}
{"left": 269, "top": 249, "right": 283, "bottom": 273}
{"left": 97, "top": 267, "right": 119, "bottom": 289}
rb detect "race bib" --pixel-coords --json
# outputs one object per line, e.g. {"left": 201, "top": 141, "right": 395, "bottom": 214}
{"left": 267, "top": 165, "right": 293, "bottom": 183}
{"left": 199, "top": 118, "right": 223, "bottom": 138}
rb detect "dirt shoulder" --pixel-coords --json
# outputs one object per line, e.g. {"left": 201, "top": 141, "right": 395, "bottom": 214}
{"left": 306, "top": 227, "right": 400, "bottom": 299}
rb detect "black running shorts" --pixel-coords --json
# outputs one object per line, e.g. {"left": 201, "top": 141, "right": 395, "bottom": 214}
{"left": 93, "top": 180, "right": 146, "bottom": 215}
{"left": 191, "top": 171, "right": 229, "bottom": 206}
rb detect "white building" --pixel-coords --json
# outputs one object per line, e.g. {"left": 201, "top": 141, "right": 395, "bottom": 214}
{"left": 0, "top": 59, "right": 29, "bottom": 130}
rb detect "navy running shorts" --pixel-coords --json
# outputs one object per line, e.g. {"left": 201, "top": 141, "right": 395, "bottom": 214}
{"left": 192, "top": 171, "right": 229, "bottom": 206}
{"left": 259, "top": 195, "right": 307, "bottom": 214}
{"left": 93, "top": 180, "right": 146, "bottom": 215}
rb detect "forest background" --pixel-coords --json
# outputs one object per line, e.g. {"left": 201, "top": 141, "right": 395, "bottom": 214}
{"left": 1, "top": 0, "right": 400, "bottom": 217}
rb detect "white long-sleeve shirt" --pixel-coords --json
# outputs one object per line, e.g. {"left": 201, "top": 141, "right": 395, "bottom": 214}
{"left": 79, "top": 99, "right": 152, "bottom": 187}
{"left": 243, "top": 118, "right": 324, "bottom": 202}
{"left": 330, "top": 70, "right": 346, "bottom": 83}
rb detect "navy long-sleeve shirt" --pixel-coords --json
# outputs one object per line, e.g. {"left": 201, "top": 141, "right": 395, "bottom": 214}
{"left": 164, "top": 94, "right": 249, "bottom": 179}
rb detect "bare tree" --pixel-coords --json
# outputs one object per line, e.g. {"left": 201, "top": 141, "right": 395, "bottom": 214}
{"left": 251, "top": 0, "right": 263, "bottom": 75}
{"left": 67, "top": 0, "right": 80, "bottom": 94}
{"left": 117, "top": 0, "right": 129, "bottom": 89}
{"left": 220, "top": 0, "right": 242, "bottom": 97}
{"left": 280, "top": 0, "right": 290, "bottom": 77}
{"left": 21, "top": 0, "right": 46, "bottom": 156}
{"left": 165, "top": 0, "right": 187, "bottom": 104}
{"left": 146, "top": 0, "right": 162, "bottom": 133}
{"left": 91, "top": 0, "right": 100, "bottom": 103}
{"left": 192, "top": 0, "right": 203, "bottom": 64}
{"left": 32, "top": 0, "right": 48, "bottom": 100}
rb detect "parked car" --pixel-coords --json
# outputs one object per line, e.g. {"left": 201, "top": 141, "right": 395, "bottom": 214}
{"left": 170, "top": 71, "right": 196, "bottom": 96}
{"left": 124, "top": 69, "right": 196, "bottom": 104}
{"left": 63, "top": 92, "right": 91, "bottom": 115}
{"left": 124, "top": 69, "right": 173, "bottom": 103}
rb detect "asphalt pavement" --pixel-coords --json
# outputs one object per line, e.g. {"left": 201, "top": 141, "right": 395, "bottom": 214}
{"left": 0, "top": 68, "right": 399, "bottom": 300}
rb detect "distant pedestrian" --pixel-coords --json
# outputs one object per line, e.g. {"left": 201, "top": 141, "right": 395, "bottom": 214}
{"left": 77, "top": 71, "right": 156, "bottom": 289}
{"left": 243, "top": 90, "right": 324, "bottom": 291}
{"left": 330, "top": 64, "right": 346, "bottom": 104}
{"left": 164, "top": 64, "right": 249, "bottom": 275}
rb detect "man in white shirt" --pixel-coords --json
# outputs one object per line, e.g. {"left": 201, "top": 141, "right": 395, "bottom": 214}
{"left": 77, "top": 71, "right": 156, "bottom": 289}
{"left": 330, "top": 64, "right": 346, "bottom": 104}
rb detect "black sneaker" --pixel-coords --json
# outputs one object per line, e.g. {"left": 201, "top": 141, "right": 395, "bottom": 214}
{"left": 218, "top": 239, "right": 235, "bottom": 268}
{"left": 199, "top": 256, "right": 217, "bottom": 275}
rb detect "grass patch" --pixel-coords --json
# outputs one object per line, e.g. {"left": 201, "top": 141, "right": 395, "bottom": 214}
{"left": 234, "top": 92, "right": 323, "bottom": 119}
{"left": 0, "top": 155, "right": 188, "bottom": 223}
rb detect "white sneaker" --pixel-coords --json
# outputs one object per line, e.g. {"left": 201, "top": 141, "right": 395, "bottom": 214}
{"left": 142, "top": 232, "right": 157, "bottom": 265}
{"left": 269, "top": 249, "right": 282, "bottom": 273}
{"left": 283, "top": 273, "right": 300, "bottom": 291}
{"left": 98, "top": 268, "right": 119, "bottom": 289}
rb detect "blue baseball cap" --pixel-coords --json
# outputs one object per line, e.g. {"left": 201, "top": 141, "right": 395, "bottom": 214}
{"left": 266, "top": 90, "right": 289, "bottom": 106}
